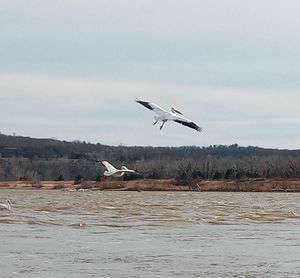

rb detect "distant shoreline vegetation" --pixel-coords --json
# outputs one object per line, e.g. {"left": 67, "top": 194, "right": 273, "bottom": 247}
{"left": 0, "top": 133, "right": 300, "bottom": 182}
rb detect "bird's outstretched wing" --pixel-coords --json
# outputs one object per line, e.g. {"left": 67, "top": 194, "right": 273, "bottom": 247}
{"left": 173, "top": 115, "right": 202, "bottom": 132}
{"left": 135, "top": 98, "right": 166, "bottom": 116}
{"left": 101, "top": 161, "right": 117, "bottom": 172}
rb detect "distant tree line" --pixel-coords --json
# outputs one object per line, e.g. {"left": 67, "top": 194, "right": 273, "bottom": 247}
{"left": 0, "top": 134, "right": 300, "bottom": 182}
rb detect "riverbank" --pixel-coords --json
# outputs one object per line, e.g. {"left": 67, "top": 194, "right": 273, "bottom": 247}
{"left": 1, "top": 178, "right": 300, "bottom": 192}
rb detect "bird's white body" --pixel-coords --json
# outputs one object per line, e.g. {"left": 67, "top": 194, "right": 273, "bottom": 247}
{"left": 135, "top": 98, "right": 202, "bottom": 132}
{"left": 0, "top": 199, "right": 11, "bottom": 211}
{"left": 101, "top": 161, "right": 136, "bottom": 177}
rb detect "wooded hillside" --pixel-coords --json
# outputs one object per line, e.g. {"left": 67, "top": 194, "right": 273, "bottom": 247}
{"left": 1, "top": 133, "right": 300, "bottom": 182}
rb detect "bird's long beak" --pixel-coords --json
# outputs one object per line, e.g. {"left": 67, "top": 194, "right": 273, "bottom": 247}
{"left": 153, "top": 121, "right": 157, "bottom": 126}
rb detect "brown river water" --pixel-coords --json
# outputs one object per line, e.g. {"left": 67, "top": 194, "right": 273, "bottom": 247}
{"left": 0, "top": 190, "right": 300, "bottom": 278}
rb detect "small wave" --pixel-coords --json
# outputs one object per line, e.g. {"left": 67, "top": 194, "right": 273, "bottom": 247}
{"left": 26, "top": 220, "right": 60, "bottom": 226}
{"left": 239, "top": 213, "right": 283, "bottom": 223}
{"left": 207, "top": 217, "right": 232, "bottom": 225}
{"left": 56, "top": 206, "right": 74, "bottom": 211}
{"left": 101, "top": 223, "right": 134, "bottom": 228}
{"left": 70, "top": 222, "right": 87, "bottom": 228}
{"left": 36, "top": 205, "right": 73, "bottom": 213}
{"left": 36, "top": 206, "right": 58, "bottom": 213}
{"left": 73, "top": 258, "right": 94, "bottom": 263}
{"left": 0, "top": 218, "right": 18, "bottom": 224}
{"left": 100, "top": 206, "right": 119, "bottom": 210}
{"left": 207, "top": 220, "right": 228, "bottom": 225}
{"left": 240, "top": 214, "right": 264, "bottom": 221}
{"left": 285, "top": 211, "right": 300, "bottom": 218}
{"left": 239, "top": 211, "right": 300, "bottom": 222}
{"left": 234, "top": 275, "right": 256, "bottom": 278}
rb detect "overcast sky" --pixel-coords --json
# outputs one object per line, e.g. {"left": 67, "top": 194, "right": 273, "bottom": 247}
{"left": 1, "top": 0, "right": 300, "bottom": 149}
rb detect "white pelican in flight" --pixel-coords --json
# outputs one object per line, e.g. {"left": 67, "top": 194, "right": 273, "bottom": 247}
{"left": 0, "top": 199, "right": 12, "bottom": 211}
{"left": 135, "top": 98, "right": 202, "bottom": 132}
{"left": 101, "top": 161, "right": 136, "bottom": 177}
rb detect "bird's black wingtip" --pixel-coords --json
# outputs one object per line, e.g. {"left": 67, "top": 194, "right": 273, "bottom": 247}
{"left": 135, "top": 99, "right": 154, "bottom": 110}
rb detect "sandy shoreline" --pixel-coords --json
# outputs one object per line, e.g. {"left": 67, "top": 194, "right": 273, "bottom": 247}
{"left": 1, "top": 178, "right": 300, "bottom": 192}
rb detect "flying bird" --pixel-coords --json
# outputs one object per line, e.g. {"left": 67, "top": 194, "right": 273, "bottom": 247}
{"left": 135, "top": 98, "right": 202, "bottom": 132}
{"left": 101, "top": 161, "right": 136, "bottom": 177}
{"left": 0, "top": 199, "right": 12, "bottom": 211}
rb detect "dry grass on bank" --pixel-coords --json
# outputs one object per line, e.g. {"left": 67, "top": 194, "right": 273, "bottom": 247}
{"left": 1, "top": 178, "right": 300, "bottom": 192}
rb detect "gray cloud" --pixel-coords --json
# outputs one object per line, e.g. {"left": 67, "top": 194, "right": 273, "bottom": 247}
{"left": 1, "top": 1, "right": 300, "bottom": 148}
{"left": 0, "top": 73, "right": 299, "bottom": 148}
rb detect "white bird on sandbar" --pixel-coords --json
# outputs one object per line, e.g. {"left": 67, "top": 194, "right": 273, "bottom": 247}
{"left": 135, "top": 98, "right": 202, "bottom": 132}
{"left": 101, "top": 161, "right": 136, "bottom": 177}
{"left": 0, "top": 199, "right": 12, "bottom": 211}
